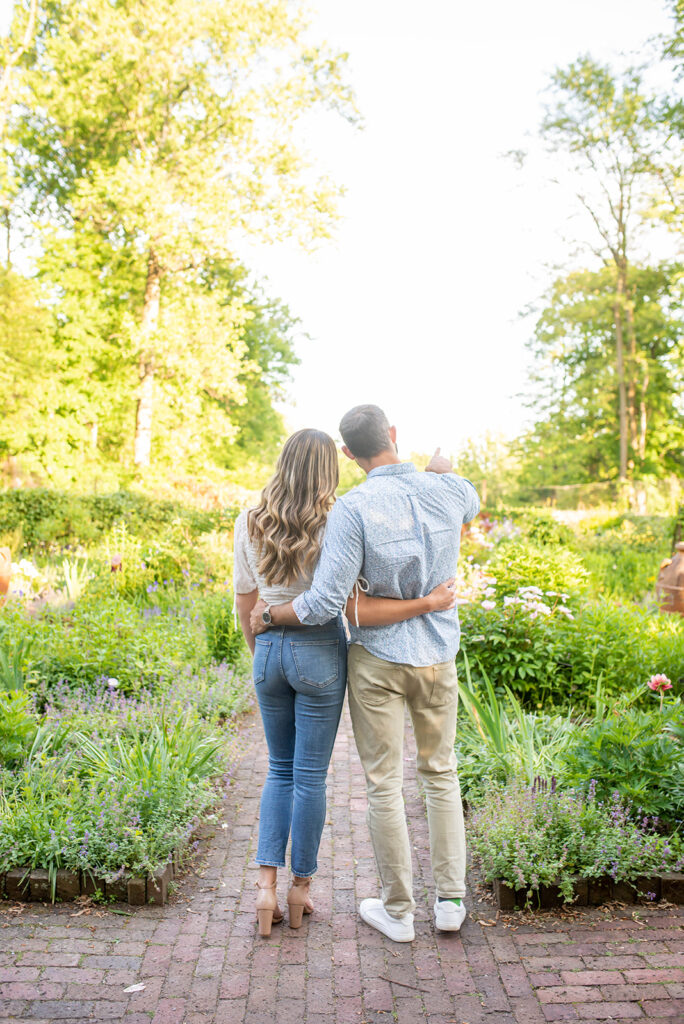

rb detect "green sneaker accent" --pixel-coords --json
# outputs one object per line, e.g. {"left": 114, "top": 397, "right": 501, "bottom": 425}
{"left": 437, "top": 897, "right": 462, "bottom": 906}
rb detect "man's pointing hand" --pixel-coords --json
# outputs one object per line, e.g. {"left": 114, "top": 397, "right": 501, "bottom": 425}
{"left": 425, "top": 447, "right": 453, "bottom": 474}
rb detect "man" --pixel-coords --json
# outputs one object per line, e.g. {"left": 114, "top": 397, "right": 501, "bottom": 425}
{"left": 250, "top": 404, "right": 479, "bottom": 942}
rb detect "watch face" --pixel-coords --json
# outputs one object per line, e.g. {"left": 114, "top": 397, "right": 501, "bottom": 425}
{"left": 262, "top": 610, "right": 272, "bottom": 625}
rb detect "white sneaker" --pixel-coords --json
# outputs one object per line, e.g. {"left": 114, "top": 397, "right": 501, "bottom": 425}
{"left": 359, "top": 898, "right": 415, "bottom": 942}
{"left": 433, "top": 898, "right": 466, "bottom": 932}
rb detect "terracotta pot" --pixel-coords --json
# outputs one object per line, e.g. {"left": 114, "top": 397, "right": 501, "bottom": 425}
{"left": 656, "top": 542, "right": 684, "bottom": 615}
{"left": 0, "top": 547, "right": 10, "bottom": 596}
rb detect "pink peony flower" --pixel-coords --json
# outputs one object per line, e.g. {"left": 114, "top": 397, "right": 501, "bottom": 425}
{"left": 647, "top": 673, "right": 672, "bottom": 693}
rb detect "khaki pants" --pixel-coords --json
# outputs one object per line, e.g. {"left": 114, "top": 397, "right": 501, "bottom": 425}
{"left": 347, "top": 643, "right": 466, "bottom": 917}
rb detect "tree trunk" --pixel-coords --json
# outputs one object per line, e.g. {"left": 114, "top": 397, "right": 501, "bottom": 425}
{"left": 638, "top": 368, "right": 649, "bottom": 462}
{"left": 625, "top": 293, "right": 642, "bottom": 462}
{"left": 614, "top": 269, "right": 629, "bottom": 481}
{"left": 133, "top": 252, "right": 162, "bottom": 467}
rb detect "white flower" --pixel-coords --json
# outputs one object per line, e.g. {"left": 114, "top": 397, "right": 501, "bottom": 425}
{"left": 484, "top": 587, "right": 496, "bottom": 597}
{"left": 503, "top": 596, "right": 520, "bottom": 607}
{"left": 525, "top": 600, "right": 551, "bottom": 615}
{"left": 481, "top": 600, "right": 496, "bottom": 611}
{"left": 107, "top": 677, "right": 119, "bottom": 689}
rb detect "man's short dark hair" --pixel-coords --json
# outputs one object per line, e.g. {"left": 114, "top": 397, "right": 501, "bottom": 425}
{"left": 339, "top": 404, "right": 392, "bottom": 459}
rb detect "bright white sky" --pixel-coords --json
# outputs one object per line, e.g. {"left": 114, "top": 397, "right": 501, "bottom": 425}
{"left": 239, "top": 0, "right": 675, "bottom": 456}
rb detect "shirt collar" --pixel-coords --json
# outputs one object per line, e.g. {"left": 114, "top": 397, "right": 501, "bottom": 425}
{"left": 367, "top": 462, "right": 418, "bottom": 480}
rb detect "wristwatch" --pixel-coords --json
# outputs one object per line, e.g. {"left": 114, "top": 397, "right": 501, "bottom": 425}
{"left": 261, "top": 605, "right": 272, "bottom": 626}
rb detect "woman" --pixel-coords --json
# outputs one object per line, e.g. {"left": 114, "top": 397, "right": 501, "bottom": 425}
{"left": 233, "top": 429, "right": 455, "bottom": 936}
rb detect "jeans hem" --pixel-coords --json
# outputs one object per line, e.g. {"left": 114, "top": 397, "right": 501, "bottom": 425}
{"left": 256, "top": 860, "right": 286, "bottom": 868}
{"left": 291, "top": 866, "right": 317, "bottom": 878}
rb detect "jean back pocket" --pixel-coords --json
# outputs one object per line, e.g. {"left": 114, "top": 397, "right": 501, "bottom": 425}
{"left": 291, "top": 639, "right": 339, "bottom": 689}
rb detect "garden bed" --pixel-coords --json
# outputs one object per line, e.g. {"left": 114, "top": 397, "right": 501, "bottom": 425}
{"left": 0, "top": 519, "right": 254, "bottom": 910}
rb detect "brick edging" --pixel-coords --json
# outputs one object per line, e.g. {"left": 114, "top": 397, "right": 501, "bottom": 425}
{"left": 493, "top": 871, "right": 684, "bottom": 909}
{"left": 0, "top": 853, "right": 178, "bottom": 906}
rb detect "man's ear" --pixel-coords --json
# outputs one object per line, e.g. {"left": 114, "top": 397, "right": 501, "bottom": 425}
{"left": 389, "top": 425, "right": 397, "bottom": 445}
{"left": 341, "top": 445, "right": 356, "bottom": 462}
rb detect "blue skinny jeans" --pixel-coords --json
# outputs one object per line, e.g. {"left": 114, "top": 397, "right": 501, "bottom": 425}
{"left": 253, "top": 617, "right": 347, "bottom": 877}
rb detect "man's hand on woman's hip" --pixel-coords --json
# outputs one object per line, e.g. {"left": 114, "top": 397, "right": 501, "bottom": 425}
{"left": 250, "top": 599, "right": 269, "bottom": 635}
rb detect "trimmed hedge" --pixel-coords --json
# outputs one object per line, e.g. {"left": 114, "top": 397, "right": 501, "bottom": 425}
{"left": 0, "top": 489, "right": 239, "bottom": 549}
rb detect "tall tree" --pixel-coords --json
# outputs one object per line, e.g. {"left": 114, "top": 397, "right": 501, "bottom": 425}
{"left": 200, "top": 261, "right": 300, "bottom": 469}
{"left": 520, "top": 263, "right": 684, "bottom": 486}
{"left": 541, "top": 58, "right": 671, "bottom": 479}
{"left": 13, "top": 0, "right": 356, "bottom": 467}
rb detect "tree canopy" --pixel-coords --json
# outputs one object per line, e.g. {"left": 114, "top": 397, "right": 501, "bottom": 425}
{"left": 1, "top": 0, "right": 355, "bottom": 484}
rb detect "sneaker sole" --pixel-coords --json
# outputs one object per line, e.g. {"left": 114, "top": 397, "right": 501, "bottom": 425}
{"left": 359, "top": 906, "right": 414, "bottom": 942}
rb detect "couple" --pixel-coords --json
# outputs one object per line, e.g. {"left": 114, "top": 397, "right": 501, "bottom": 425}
{"left": 233, "top": 404, "right": 479, "bottom": 942}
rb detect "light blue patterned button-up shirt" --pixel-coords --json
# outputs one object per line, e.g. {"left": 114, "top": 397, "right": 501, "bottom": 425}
{"left": 292, "top": 462, "right": 480, "bottom": 667}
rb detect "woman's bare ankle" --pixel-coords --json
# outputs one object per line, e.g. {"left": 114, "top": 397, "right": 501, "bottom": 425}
{"left": 258, "top": 866, "right": 277, "bottom": 887}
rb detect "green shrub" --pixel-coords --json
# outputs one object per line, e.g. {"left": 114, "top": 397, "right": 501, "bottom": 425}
{"left": 460, "top": 598, "right": 684, "bottom": 707}
{"left": 515, "top": 511, "right": 576, "bottom": 548}
{"left": 0, "top": 691, "right": 37, "bottom": 768}
{"left": 554, "top": 600, "right": 684, "bottom": 697}
{"left": 2, "top": 594, "right": 207, "bottom": 699}
{"left": 468, "top": 780, "right": 684, "bottom": 905}
{"left": 581, "top": 548, "right": 659, "bottom": 602}
{"left": 0, "top": 488, "right": 238, "bottom": 552}
{"left": 203, "top": 594, "right": 246, "bottom": 666}
{"left": 459, "top": 600, "right": 574, "bottom": 706}
{"left": 575, "top": 515, "right": 672, "bottom": 601}
{"left": 488, "top": 540, "right": 589, "bottom": 599}
{"left": 559, "top": 693, "right": 684, "bottom": 823}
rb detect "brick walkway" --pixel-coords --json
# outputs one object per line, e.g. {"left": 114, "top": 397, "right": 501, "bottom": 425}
{"left": 1, "top": 706, "right": 683, "bottom": 1024}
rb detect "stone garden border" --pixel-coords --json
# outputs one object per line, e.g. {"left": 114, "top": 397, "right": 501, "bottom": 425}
{"left": 0, "top": 850, "right": 180, "bottom": 906}
{"left": 493, "top": 871, "right": 684, "bottom": 910}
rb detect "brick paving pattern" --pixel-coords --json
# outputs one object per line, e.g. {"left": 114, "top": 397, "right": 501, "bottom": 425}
{"left": 1, "top": 706, "right": 682, "bottom": 1023}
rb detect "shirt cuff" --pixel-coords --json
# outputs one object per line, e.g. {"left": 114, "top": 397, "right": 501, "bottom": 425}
{"left": 292, "top": 591, "right": 314, "bottom": 624}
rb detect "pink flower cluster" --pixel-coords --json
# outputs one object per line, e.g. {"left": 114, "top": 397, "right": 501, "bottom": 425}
{"left": 647, "top": 674, "right": 672, "bottom": 694}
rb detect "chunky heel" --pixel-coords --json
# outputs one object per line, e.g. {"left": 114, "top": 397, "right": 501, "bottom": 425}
{"left": 288, "top": 902, "right": 304, "bottom": 929}
{"left": 287, "top": 876, "right": 313, "bottom": 929}
{"left": 257, "top": 908, "right": 275, "bottom": 936}
{"left": 255, "top": 878, "right": 283, "bottom": 938}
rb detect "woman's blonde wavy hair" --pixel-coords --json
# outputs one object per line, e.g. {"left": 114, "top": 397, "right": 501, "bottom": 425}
{"left": 248, "top": 429, "right": 339, "bottom": 587}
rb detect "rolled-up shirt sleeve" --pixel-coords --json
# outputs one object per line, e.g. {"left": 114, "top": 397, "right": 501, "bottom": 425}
{"left": 440, "top": 474, "right": 480, "bottom": 523}
{"left": 292, "top": 501, "right": 364, "bottom": 625}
